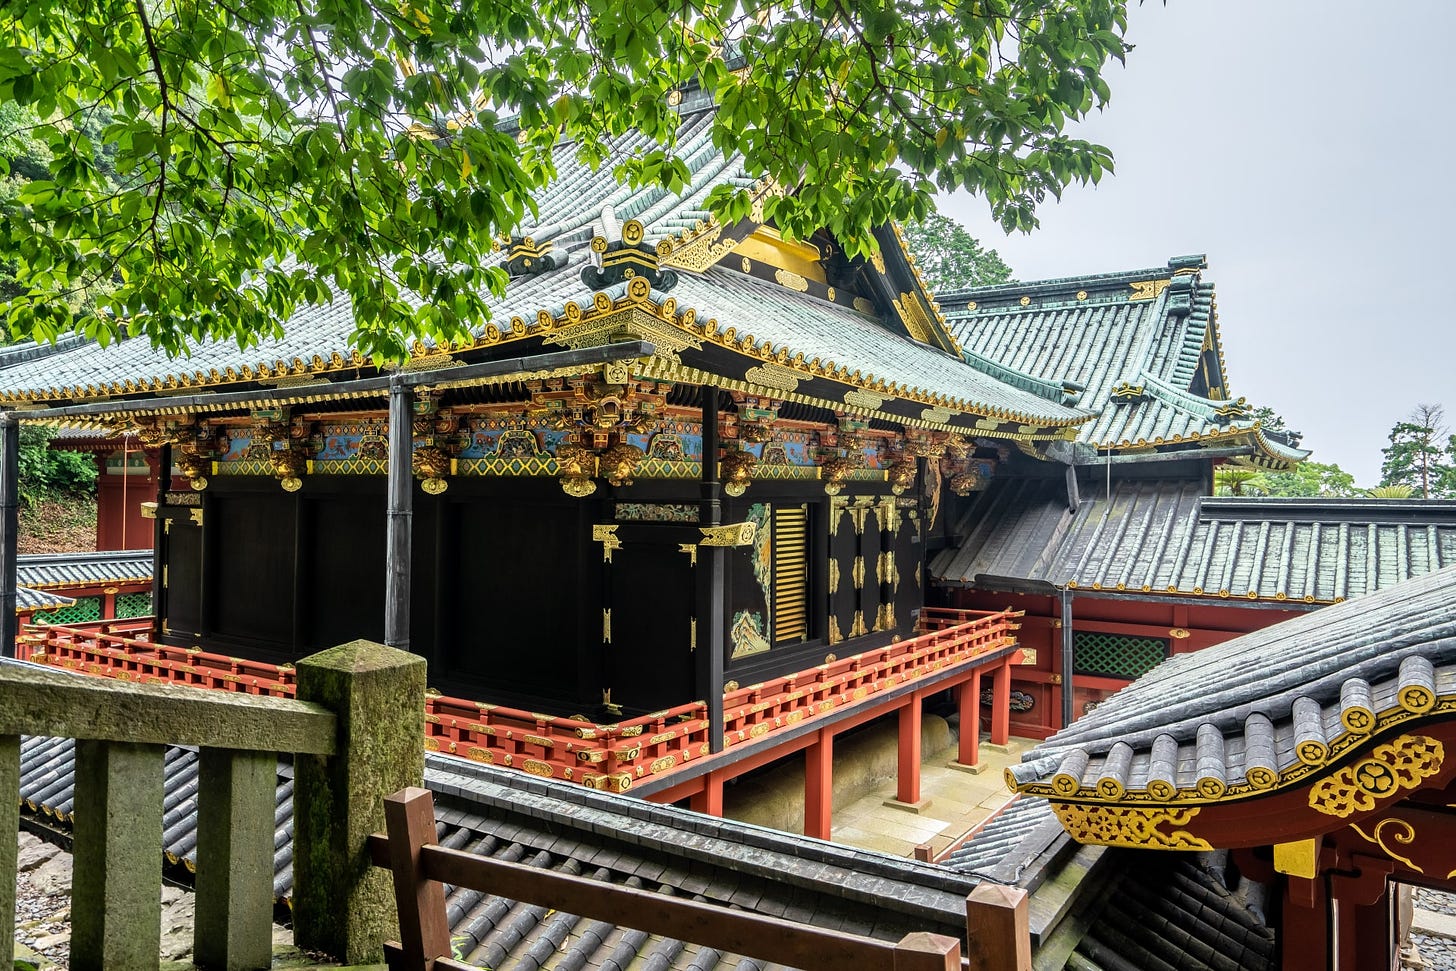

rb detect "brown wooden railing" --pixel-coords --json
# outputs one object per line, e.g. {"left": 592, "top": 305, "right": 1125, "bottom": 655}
{"left": 368, "top": 786, "right": 967, "bottom": 971}
{"left": 24, "top": 607, "right": 1021, "bottom": 793}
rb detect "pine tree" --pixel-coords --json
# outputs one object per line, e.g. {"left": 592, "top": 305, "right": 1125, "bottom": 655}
{"left": 1380, "top": 404, "right": 1455, "bottom": 498}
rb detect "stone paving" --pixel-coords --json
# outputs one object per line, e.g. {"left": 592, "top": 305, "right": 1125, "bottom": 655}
{"left": 827, "top": 739, "right": 1023, "bottom": 859}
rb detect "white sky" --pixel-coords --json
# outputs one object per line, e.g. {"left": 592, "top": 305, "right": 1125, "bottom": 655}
{"left": 939, "top": 1, "right": 1456, "bottom": 488}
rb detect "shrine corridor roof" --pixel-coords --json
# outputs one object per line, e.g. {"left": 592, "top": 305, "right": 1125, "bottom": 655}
{"left": 1007, "top": 562, "right": 1456, "bottom": 804}
{"left": 931, "top": 478, "right": 1456, "bottom": 606}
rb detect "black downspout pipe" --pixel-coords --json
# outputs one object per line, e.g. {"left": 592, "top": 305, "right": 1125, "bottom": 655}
{"left": 385, "top": 377, "right": 413, "bottom": 652}
{"left": 1060, "top": 586, "right": 1075, "bottom": 729}
{"left": 0, "top": 418, "right": 16, "bottom": 658}
{"left": 698, "top": 388, "right": 726, "bottom": 753}
{"left": 151, "top": 443, "right": 171, "bottom": 637}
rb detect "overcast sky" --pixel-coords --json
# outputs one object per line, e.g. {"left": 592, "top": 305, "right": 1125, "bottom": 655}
{"left": 939, "top": 1, "right": 1455, "bottom": 488}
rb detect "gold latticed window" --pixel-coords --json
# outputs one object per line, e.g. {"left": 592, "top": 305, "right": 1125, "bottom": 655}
{"left": 772, "top": 504, "right": 809, "bottom": 643}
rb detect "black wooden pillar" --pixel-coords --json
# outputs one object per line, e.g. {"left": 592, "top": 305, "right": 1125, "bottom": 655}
{"left": 150, "top": 443, "right": 171, "bottom": 633}
{"left": 0, "top": 417, "right": 16, "bottom": 658}
{"left": 697, "top": 388, "right": 726, "bottom": 753}
{"left": 385, "top": 377, "right": 413, "bottom": 652}
{"left": 1060, "top": 586, "right": 1075, "bottom": 729}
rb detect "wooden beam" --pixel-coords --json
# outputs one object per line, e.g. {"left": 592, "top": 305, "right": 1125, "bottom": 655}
{"left": 382, "top": 787, "right": 452, "bottom": 970}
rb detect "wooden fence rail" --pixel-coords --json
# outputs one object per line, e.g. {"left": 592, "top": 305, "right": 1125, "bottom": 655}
{"left": 368, "top": 786, "right": 963, "bottom": 971}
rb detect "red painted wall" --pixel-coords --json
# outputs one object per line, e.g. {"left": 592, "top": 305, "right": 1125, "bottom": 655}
{"left": 953, "top": 589, "right": 1306, "bottom": 738}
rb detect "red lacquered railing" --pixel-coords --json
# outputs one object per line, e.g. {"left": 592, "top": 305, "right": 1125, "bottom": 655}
{"left": 24, "top": 606, "right": 1021, "bottom": 792}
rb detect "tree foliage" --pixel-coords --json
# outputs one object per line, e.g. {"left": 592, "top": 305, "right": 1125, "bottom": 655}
{"left": 1380, "top": 403, "right": 1455, "bottom": 499}
{"left": 0, "top": 0, "right": 1129, "bottom": 359}
{"left": 900, "top": 211, "right": 1013, "bottom": 292}
{"left": 1257, "top": 461, "right": 1360, "bottom": 499}
{"left": 17, "top": 425, "right": 96, "bottom": 506}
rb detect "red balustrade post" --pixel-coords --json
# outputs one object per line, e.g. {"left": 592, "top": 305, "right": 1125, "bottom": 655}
{"left": 804, "top": 727, "right": 834, "bottom": 840}
{"left": 896, "top": 695, "right": 922, "bottom": 805}
{"left": 957, "top": 670, "right": 982, "bottom": 768}
{"left": 990, "top": 659, "right": 1011, "bottom": 747}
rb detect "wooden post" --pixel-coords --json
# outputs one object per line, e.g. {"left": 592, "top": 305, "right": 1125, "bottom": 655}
{"left": 385, "top": 378, "right": 413, "bottom": 652}
{"left": 964, "top": 883, "right": 1031, "bottom": 971}
{"left": 383, "top": 787, "right": 452, "bottom": 971}
{"left": 0, "top": 734, "right": 18, "bottom": 969}
{"left": 697, "top": 387, "right": 726, "bottom": 754}
{"left": 957, "top": 671, "right": 981, "bottom": 768}
{"left": 70, "top": 740, "right": 165, "bottom": 971}
{"left": 1281, "top": 876, "right": 1331, "bottom": 971}
{"left": 194, "top": 748, "right": 278, "bottom": 970}
{"left": 0, "top": 416, "right": 16, "bottom": 659}
{"left": 690, "top": 771, "right": 724, "bottom": 817}
{"left": 151, "top": 442, "right": 170, "bottom": 632}
{"left": 294, "top": 640, "right": 427, "bottom": 964}
{"left": 892, "top": 932, "right": 960, "bottom": 971}
{"left": 805, "top": 728, "right": 833, "bottom": 840}
{"left": 990, "top": 660, "right": 1011, "bottom": 747}
{"left": 897, "top": 696, "right": 922, "bottom": 804}
{"left": 1059, "top": 588, "right": 1074, "bottom": 730}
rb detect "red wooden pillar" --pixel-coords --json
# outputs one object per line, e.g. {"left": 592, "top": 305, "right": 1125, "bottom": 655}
{"left": 102, "top": 590, "right": 117, "bottom": 620}
{"left": 990, "top": 660, "right": 1011, "bottom": 746}
{"left": 805, "top": 728, "right": 833, "bottom": 840}
{"left": 1281, "top": 878, "right": 1330, "bottom": 971}
{"left": 897, "top": 696, "right": 923, "bottom": 804}
{"left": 957, "top": 671, "right": 981, "bottom": 767}
{"left": 690, "top": 771, "right": 724, "bottom": 817}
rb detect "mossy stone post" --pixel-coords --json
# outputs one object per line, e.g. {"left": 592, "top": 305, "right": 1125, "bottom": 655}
{"left": 293, "top": 640, "right": 426, "bottom": 964}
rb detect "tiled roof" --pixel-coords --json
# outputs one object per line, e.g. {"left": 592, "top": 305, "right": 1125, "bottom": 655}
{"left": 1007, "top": 563, "right": 1456, "bottom": 802}
{"left": 931, "top": 479, "right": 1456, "bottom": 606}
{"left": 17, "top": 737, "right": 978, "bottom": 967}
{"left": 940, "top": 797, "right": 1274, "bottom": 970}
{"left": 15, "top": 588, "right": 76, "bottom": 611}
{"left": 0, "top": 100, "right": 1091, "bottom": 434}
{"left": 937, "top": 258, "right": 1308, "bottom": 466}
{"left": 17, "top": 550, "right": 153, "bottom": 590}
{"left": 1067, "top": 852, "right": 1274, "bottom": 971}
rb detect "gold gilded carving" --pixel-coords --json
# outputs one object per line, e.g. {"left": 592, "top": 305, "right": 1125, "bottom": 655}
{"left": 1169, "top": 627, "right": 1190, "bottom": 639}
{"left": 852, "top": 556, "right": 865, "bottom": 590}
{"left": 843, "top": 389, "right": 886, "bottom": 410}
{"left": 593, "top": 524, "right": 622, "bottom": 563}
{"left": 849, "top": 611, "right": 868, "bottom": 638}
{"left": 1129, "top": 279, "right": 1172, "bottom": 301}
{"left": 700, "top": 521, "right": 757, "bottom": 547}
{"left": 660, "top": 222, "right": 731, "bottom": 272}
{"left": 852, "top": 297, "right": 874, "bottom": 314}
{"left": 140, "top": 502, "right": 157, "bottom": 519}
{"left": 827, "top": 616, "right": 843, "bottom": 646}
{"left": 921, "top": 406, "right": 954, "bottom": 423}
{"left": 774, "top": 268, "right": 809, "bottom": 292}
{"left": 1350, "top": 818, "right": 1423, "bottom": 873}
{"left": 603, "top": 609, "right": 612, "bottom": 644}
{"left": 891, "top": 292, "right": 936, "bottom": 344}
{"left": 188, "top": 508, "right": 204, "bottom": 525}
{"left": 1309, "top": 734, "right": 1444, "bottom": 818}
{"left": 522, "top": 759, "right": 553, "bottom": 778}
{"left": 651, "top": 755, "right": 678, "bottom": 773}
{"left": 678, "top": 543, "right": 698, "bottom": 565}
{"left": 827, "top": 559, "right": 840, "bottom": 595}
{"left": 1051, "top": 803, "right": 1212, "bottom": 851}
{"left": 690, "top": 618, "right": 697, "bottom": 651}
{"left": 521, "top": 734, "right": 553, "bottom": 749}
{"left": 870, "top": 251, "right": 886, "bottom": 273}
{"left": 743, "top": 362, "right": 801, "bottom": 392}
{"left": 1273, "top": 839, "right": 1318, "bottom": 879}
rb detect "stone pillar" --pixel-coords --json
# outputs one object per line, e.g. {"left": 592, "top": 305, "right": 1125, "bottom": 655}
{"left": 0, "top": 734, "right": 17, "bottom": 969}
{"left": 293, "top": 640, "right": 427, "bottom": 964}
{"left": 70, "top": 739, "right": 165, "bottom": 971}
{"left": 194, "top": 748, "right": 278, "bottom": 970}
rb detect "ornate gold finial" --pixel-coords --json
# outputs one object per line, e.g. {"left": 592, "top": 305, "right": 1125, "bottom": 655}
{"left": 719, "top": 447, "right": 756, "bottom": 497}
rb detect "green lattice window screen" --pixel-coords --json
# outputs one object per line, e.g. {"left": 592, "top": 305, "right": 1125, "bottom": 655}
{"left": 116, "top": 592, "right": 153, "bottom": 619}
{"left": 33, "top": 597, "right": 103, "bottom": 626}
{"left": 1072, "top": 632, "right": 1170, "bottom": 681}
